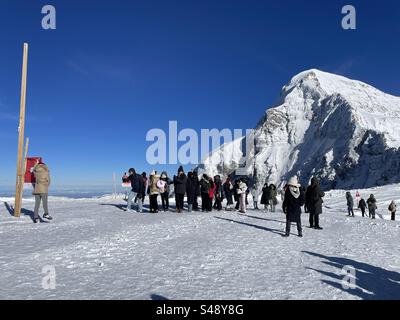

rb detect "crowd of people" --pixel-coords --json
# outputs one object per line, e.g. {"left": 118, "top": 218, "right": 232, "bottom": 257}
{"left": 121, "top": 166, "right": 398, "bottom": 238}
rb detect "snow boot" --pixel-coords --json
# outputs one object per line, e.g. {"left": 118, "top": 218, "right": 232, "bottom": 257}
{"left": 34, "top": 218, "right": 40, "bottom": 224}
{"left": 315, "top": 226, "right": 323, "bottom": 230}
{"left": 43, "top": 213, "right": 53, "bottom": 220}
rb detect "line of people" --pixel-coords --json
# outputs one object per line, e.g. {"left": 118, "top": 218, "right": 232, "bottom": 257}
{"left": 346, "top": 192, "right": 396, "bottom": 221}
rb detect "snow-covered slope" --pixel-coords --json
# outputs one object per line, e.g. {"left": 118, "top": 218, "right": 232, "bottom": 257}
{"left": 201, "top": 69, "right": 400, "bottom": 190}
{"left": 1, "top": 184, "right": 399, "bottom": 299}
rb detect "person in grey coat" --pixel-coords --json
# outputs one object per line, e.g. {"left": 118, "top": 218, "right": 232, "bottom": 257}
{"left": 32, "top": 161, "right": 52, "bottom": 223}
{"left": 367, "top": 194, "right": 377, "bottom": 219}
{"left": 346, "top": 192, "right": 355, "bottom": 217}
{"left": 305, "top": 177, "right": 325, "bottom": 229}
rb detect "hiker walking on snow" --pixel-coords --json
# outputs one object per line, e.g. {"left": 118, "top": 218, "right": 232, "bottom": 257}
{"left": 223, "top": 177, "right": 234, "bottom": 210}
{"left": 388, "top": 200, "right": 396, "bottom": 221}
{"left": 367, "top": 194, "right": 377, "bottom": 219}
{"left": 305, "top": 177, "right": 325, "bottom": 230}
{"left": 358, "top": 198, "right": 367, "bottom": 217}
{"left": 124, "top": 168, "right": 144, "bottom": 213}
{"left": 237, "top": 178, "right": 248, "bottom": 213}
{"left": 173, "top": 166, "right": 187, "bottom": 213}
{"left": 282, "top": 176, "right": 305, "bottom": 237}
{"left": 32, "top": 161, "right": 52, "bottom": 223}
{"left": 346, "top": 192, "right": 355, "bottom": 217}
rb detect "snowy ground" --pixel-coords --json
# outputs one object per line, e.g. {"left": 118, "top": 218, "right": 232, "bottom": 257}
{"left": 0, "top": 185, "right": 399, "bottom": 300}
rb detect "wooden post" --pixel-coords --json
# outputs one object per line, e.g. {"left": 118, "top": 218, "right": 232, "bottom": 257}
{"left": 14, "top": 43, "right": 29, "bottom": 218}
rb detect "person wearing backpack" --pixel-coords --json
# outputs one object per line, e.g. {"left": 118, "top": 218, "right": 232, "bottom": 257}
{"left": 367, "top": 194, "right": 377, "bottom": 219}
{"left": 388, "top": 201, "right": 397, "bottom": 221}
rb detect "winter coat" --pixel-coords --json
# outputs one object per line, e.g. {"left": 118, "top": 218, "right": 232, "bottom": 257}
{"left": 367, "top": 196, "right": 377, "bottom": 210}
{"left": 200, "top": 178, "right": 211, "bottom": 194}
{"left": 214, "top": 178, "right": 223, "bottom": 198}
{"left": 209, "top": 181, "right": 216, "bottom": 199}
{"left": 32, "top": 163, "right": 51, "bottom": 195}
{"left": 251, "top": 188, "right": 259, "bottom": 201}
{"left": 237, "top": 182, "right": 247, "bottom": 195}
{"left": 282, "top": 186, "right": 305, "bottom": 223}
{"left": 260, "top": 185, "right": 271, "bottom": 205}
{"left": 125, "top": 173, "right": 143, "bottom": 194}
{"left": 358, "top": 199, "right": 367, "bottom": 210}
{"left": 148, "top": 174, "right": 160, "bottom": 195}
{"left": 186, "top": 173, "right": 198, "bottom": 204}
{"left": 305, "top": 178, "right": 325, "bottom": 215}
{"left": 346, "top": 193, "right": 354, "bottom": 208}
{"left": 223, "top": 181, "right": 234, "bottom": 198}
{"left": 173, "top": 173, "right": 187, "bottom": 195}
{"left": 157, "top": 179, "right": 167, "bottom": 194}
{"left": 193, "top": 172, "right": 200, "bottom": 196}
{"left": 388, "top": 202, "right": 396, "bottom": 213}
{"left": 233, "top": 181, "right": 240, "bottom": 201}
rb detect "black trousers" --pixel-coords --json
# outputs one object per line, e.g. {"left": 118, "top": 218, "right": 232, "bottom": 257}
{"left": 175, "top": 193, "right": 185, "bottom": 211}
{"left": 286, "top": 220, "right": 302, "bottom": 235}
{"left": 193, "top": 196, "right": 199, "bottom": 210}
{"left": 161, "top": 192, "right": 169, "bottom": 211}
{"left": 309, "top": 213, "right": 319, "bottom": 227}
{"left": 149, "top": 194, "right": 159, "bottom": 212}
{"left": 392, "top": 212, "right": 396, "bottom": 221}
{"left": 201, "top": 193, "right": 211, "bottom": 211}
{"left": 361, "top": 208, "right": 366, "bottom": 217}
{"left": 213, "top": 195, "right": 222, "bottom": 211}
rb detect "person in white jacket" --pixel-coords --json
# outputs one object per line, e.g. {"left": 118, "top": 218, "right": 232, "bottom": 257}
{"left": 251, "top": 187, "right": 259, "bottom": 210}
{"left": 237, "top": 179, "right": 248, "bottom": 213}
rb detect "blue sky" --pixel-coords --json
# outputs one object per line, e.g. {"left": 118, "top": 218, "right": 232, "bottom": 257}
{"left": 0, "top": 0, "right": 399, "bottom": 188}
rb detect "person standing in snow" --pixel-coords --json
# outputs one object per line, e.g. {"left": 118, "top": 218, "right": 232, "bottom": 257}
{"left": 124, "top": 168, "right": 144, "bottom": 213}
{"left": 282, "top": 176, "right": 305, "bottom": 237}
{"left": 223, "top": 177, "right": 234, "bottom": 210}
{"left": 358, "top": 198, "right": 367, "bottom": 217}
{"left": 192, "top": 171, "right": 200, "bottom": 211}
{"left": 159, "top": 171, "right": 173, "bottom": 212}
{"left": 213, "top": 175, "right": 223, "bottom": 211}
{"left": 148, "top": 171, "right": 160, "bottom": 213}
{"left": 200, "top": 174, "right": 211, "bottom": 212}
{"left": 186, "top": 172, "right": 198, "bottom": 213}
{"left": 388, "top": 200, "right": 396, "bottom": 221}
{"left": 355, "top": 190, "right": 361, "bottom": 207}
{"left": 367, "top": 194, "right": 377, "bottom": 219}
{"left": 305, "top": 177, "right": 325, "bottom": 229}
{"left": 269, "top": 184, "right": 278, "bottom": 212}
{"left": 233, "top": 179, "right": 241, "bottom": 210}
{"left": 251, "top": 187, "right": 260, "bottom": 210}
{"left": 32, "top": 161, "right": 52, "bottom": 223}
{"left": 141, "top": 172, "right": 148, "bottom": 204}
{"left": 237, "top": 178, "right": 248, "bottom": 213}
{"left": 208, "top": 176, "right": 216, "bottom": 212}
{"left": 173, "top": 166, "right": 187, "bottom": 213}
{"left": 260, "top": 183, "right": 271, "bottom": 212}
{"left": 346, "top": 192, "right": 355, "bottom": 217}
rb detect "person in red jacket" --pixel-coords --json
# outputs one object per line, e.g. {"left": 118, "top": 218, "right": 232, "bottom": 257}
{"left": 208, "top": 176, "right": 216, "bottom": 212}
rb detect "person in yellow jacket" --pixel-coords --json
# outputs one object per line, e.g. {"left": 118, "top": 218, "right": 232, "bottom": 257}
{"left": 32, "top": 161, "right": 52, "bottom": 223}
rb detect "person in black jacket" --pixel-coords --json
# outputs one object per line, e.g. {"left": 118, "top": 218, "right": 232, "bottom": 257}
{"left": 123, "top": 168, "right": 144, "bottom": 213}
{"left": 200, "top": 174, "right": 211, "bottom": 212}
{"left": 223, "top": 177, "right": 234, "bottom": 210}
{"left": 192, "top": 171, "right": 200, "bottom": 211}
{"left": 305, "top": 177, "right": 325, "bottom": 229}
{"left": 186, "top": 172, "right": 198, "bottom": 212}
{"left": 173, "top": 166, "right": 187, "bottom": 213}
{"left": 260, "top": 183, "right": 271, "bottom": 211}
{"left": 213, "top": 175, "right": 223, "bottom": 211}
{"left": 233, "top": 179, "right": 241, "bottom": 210}
{"left": 358, "top": 198, "right": 367, "bottom": 217}
{"left": 282, "top": 176, "right": 305, "bottom": 237}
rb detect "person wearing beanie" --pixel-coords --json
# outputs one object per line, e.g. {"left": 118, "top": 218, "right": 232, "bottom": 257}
{"left": 282, "top": 176, "right": 305, "bottom": 237}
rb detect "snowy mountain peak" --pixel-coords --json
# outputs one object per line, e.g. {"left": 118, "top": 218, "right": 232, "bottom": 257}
{"left": 201, "top": 70, "right": 400, "bottom": 190}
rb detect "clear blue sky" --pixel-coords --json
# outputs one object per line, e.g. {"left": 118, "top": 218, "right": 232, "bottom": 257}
{"left": 0, "top": 0, "right": 399, "bottom": 188}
